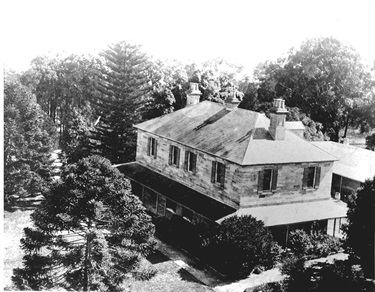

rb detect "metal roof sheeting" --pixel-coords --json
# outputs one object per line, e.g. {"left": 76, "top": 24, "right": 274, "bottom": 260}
{"left": 136, "top": 101, "right": 337, "bottom": 165}
{"left": 312, "top": 141, "right": 375, "bottom": 182}
{"left": 216, "top": 199, "right": 348, "bottom": 226}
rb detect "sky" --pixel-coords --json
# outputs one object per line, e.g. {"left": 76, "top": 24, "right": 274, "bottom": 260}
{"left": 2, "top": 0, "right": 375, "bottom": 75}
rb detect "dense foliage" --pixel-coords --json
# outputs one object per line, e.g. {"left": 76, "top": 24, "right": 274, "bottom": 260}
{"left": 239, "top": 37, "right": 375, "bottom": 141}
{"left": 279, "top": 256, "right": 374, "bottom": 292}
{"left": 343, "top": 176, "right": 375, "bottom": 279}
{"left": 365, "top": 133, "right": 375, "bottom": 151}
{"left": 4, "top": 72, "right": 57, "bottom": 205}
{"left": 90, "top": 41, "right": 152, "bottom": 163}
{"left": 60, "top": 108, "right": 93, "bottom": 163}
{"left": 13, "top": 155, "right": 155, "bottom": 291}
{"left": 288, "top": 229, "right": 341, "bottom": 258}
{"left": 205, "top": 215, "right": 281, "bottom": 278}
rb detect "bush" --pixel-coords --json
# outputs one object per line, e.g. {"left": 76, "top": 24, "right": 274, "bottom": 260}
{"left": 288, "top": 230, "right": 314, "bottom": 256}
{"left": 317, "top": 260, "right": 374, "bottom": 292}
{"left": 365, "top": 133, "right": 375, "bottom": 151}
{"left": 288, "top": 229, "right": 342, "bottom": 258}
{"left": 245, "top": 281, "right": 285, "bottom": 292}
{"left": 205, "top": 215, "right": 282, "bottom": 279}
{"left": 132, "top": 261, "right": 157, "bottom": 281}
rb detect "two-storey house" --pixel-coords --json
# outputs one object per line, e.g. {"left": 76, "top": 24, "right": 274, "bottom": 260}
{"left": 117, "top": 83, "right": 347, "bottom": 246}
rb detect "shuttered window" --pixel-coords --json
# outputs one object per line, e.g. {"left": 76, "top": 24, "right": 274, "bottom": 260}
{"left": 211, "top": 161, "right": 225, "bottom": 187}
{"left": 184, "top": 151, "right": 197, "bottom": 173}
{"left": 169, "top": 145, "right": 180, "bottom": 167}
{"left": 258, "top": 168, "right": 278, "bottom": 193}
{"left": 147, "top": 137, "right": 157, "bottom": 158}
{"left": 302, "top": 166, "right": 321, "bottom": 189}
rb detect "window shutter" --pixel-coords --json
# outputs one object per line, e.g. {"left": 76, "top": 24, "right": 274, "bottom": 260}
{"left": 169, "top": 145, "right": 173, "bottom": 165}
{"left": 302, "top": 167, "right": 308, "bottom": 189}
{"left": 154, "top": 140, "right": 158, "bottom": 158}
{"left": 184, "top": 151, "right": 189, "bottom": 171}
{"left": 272, "top": 168, "right": 278, "bottom": 191}
{"left": 176, "top": 148, "right": 180, "bottom": 168}
{"left": 147, "top": 137, "right": 151, "bottom": 156}
{"left": 220, "top": 165, "right": 226, "bottom": 188}
{"left": 314, "top": 167, "right": 321, "bottom": 188}
{"left": 192, "top": 154, "right": 197, "bottom": 174}
{"left": 211, "top": 161, "right": 216, "bottom": 183}
{"left": 257, "top": 170, "right": 264, "bottom": 193}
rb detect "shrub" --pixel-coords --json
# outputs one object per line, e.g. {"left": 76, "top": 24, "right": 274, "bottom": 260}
{"left": 288, "top": 230, "right": 314, "bottom": 256}
{"left": 245, "top": 281, "right": 285, "bottom": 292}
{"left": 288, "top": 229, "right": 342, "bottom": 258}
{"left": 317, "top": 260, "right": 374, "bottom": 292}
{"left": 312, "top": 233, "right": 342, "bottom": 257}
{"left": 205, "top": 215, "right": 282, "bottom": 278}
{"left": 132, "top": 260, "right": 157, "bottom": 281}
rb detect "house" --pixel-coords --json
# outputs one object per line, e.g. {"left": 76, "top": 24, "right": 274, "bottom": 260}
{"left": 312, "top": 141, "right": 375, "bottom": 202}
{"left": 117, "top": 83, "right": 348, "bottom": 246}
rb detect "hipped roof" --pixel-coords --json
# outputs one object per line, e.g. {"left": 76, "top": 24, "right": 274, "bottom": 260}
{"left": 216, "top": 199, "right": 348, "bottom": 226}
{"left": 312, "top": 141, "right": 375, "bottom": 182}
{"left": 135, "top": 101, "right": 336, "bottom": 166}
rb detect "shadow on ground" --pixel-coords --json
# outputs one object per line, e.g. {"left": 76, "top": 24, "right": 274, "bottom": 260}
{"left": 178, "top": 268, "right": 205, "bottom": 284}
{"left": 147, "top": 250, "right": 171, "bottom": 264}
{"left": 4, "top": 196, "right": 44, "bottom": 213}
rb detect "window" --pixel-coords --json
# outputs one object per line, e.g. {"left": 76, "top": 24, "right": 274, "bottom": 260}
{"left": 184, "top": 151, "right": 197, "bottom": 173}
{"left": 182, "top": 207, "right": 193, "bottom": 222}
{"left": 302, "top": 166, "right": 321, "bottom": 189}
{"left": 258, "top": 168, "right": 278, "bottom": 193}
{"left": 169, "top": 145, "right": 180, "bottom": 167}
{"left": 166, "top": 199, "right": 177, "bottom": 213}
{"left": 147, "top": 137, "right": 157, "bottom": 158}
{"left": 211, "top": 161, "right": 226, "bottom": 187}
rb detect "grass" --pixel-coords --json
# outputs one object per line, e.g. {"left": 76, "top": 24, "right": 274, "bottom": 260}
{"left": 3, "top": 209, "right": 34, "bottom": 290}
{"left": 3, "top": 207, "right": 215, "bottom": 291}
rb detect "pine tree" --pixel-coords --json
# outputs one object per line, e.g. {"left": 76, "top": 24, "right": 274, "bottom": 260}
{"left": 13, "top": 155, "right": 155, "bottom": 291}
{"left": 4, "top": 71, "right": 57, "bottom": 205}
{"left": 91, "top": 41, "right": 152, "bottom": 164}
{"left": 61, "top": 108, "right": 93, "bottom": 164}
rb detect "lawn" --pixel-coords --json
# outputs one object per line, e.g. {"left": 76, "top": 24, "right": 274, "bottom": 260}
{"left": 3, "top": 209, "right": 34, "bottom": 290}
{"left": 3, "top": 207, "right": 215, "bottom": 291}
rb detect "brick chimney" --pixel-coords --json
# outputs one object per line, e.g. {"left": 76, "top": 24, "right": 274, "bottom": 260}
{"left": 186, "top": 82, "right": 202, "bottom": 106}
{"left": 269, "top": 98, "right": 289, "bottom": 140}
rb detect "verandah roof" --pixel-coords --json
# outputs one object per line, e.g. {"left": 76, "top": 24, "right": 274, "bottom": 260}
{"left": 216, "top": 199, "right": 348, "bottom": 226}
{"left": 116, "top": 162, "right": 236, "bottom": 221}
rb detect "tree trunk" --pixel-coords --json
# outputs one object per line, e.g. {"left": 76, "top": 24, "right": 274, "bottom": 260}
{"left": 83, "top": 233, "right": 90, "bottom": 292}
{"left": 343, "top": 114, "right": 350, "bottom": 138}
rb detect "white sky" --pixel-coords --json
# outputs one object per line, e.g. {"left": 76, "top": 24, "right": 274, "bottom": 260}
{"left": 2, "top": 0, "right": 375, "bottom": 74}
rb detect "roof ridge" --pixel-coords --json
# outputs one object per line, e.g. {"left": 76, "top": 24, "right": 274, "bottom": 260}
{"left": 238, "top": 112, "right": 260, "bottom": 165}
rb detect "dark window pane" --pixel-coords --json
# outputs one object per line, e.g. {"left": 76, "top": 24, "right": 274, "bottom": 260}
{"left": 263, "top": 169, "right": 272, "bottom": 191}
{"left": 307, "top": 167, "right": 315, "bottom": 188}
{"left": 143, "top": 189, "right": 157, "bottom": 213}
{"left": 182, "top": 208, "right": 193, "bottom": 221}
{"left": 188, "top": 152, "right": 196, "bottom": 172}
{"left": 166, "top": 199, "right": 177, "bottom": 213}
{"left": 216, "top": 162, "right": 225, "bottom": 184}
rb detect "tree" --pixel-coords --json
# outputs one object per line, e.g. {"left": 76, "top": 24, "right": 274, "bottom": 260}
{"left": 365, "top": 133, "right": 375, "bottom": 151}
{"left": 206, "top": 215, "right": 280, "bottom": 278}
{"left": 241, "top": 37, "right": 375, "bottom": 141}
{"left": 343, "top": 176, "right": 375, "bottom": 279}
{"left": 21, "top": 53, "right": 100, "bottom": 142}
{"left": 13, "top": 155, "right": 155, "bottom": 291}
{"left": 61, "top": 108, "right": 93, "bottom": 163}
{"left": 4, "top": 71, "right": 57, "bottom": 205}
{"left": 90, "top": 41, "right": 152, "bottom": 164}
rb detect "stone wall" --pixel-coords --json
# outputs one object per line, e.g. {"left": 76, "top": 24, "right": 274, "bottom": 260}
{"left": 136, "top": 130, "right": 240, "bottom": 208}
{"left": 136, "top": 130, "right": 334, "bottom": 209}
{"left": 237, "top": 162, "right": 334, "bottom": 207}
